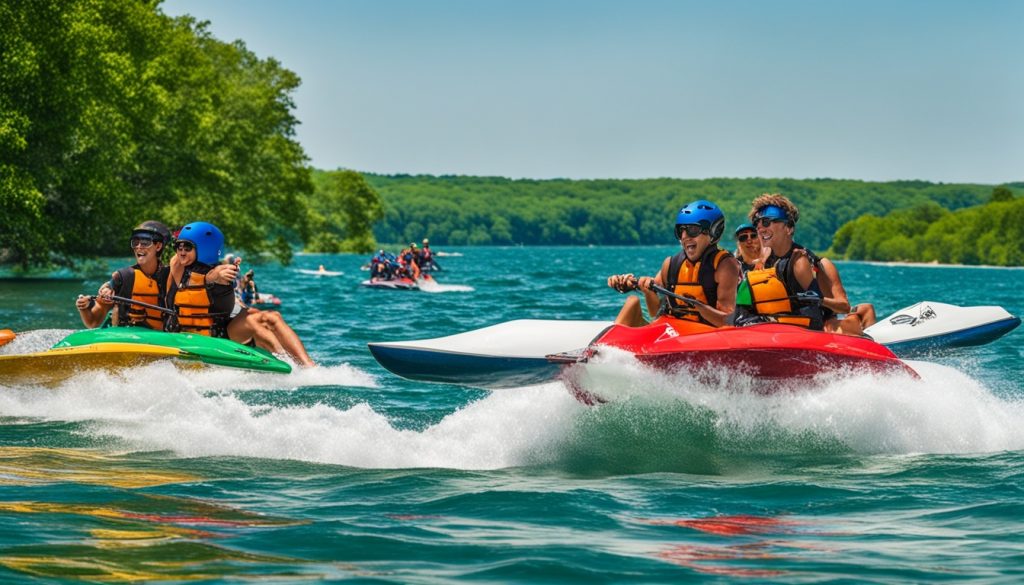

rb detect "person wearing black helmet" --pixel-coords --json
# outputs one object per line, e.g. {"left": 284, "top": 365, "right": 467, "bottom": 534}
{"left": 76, "top": 220, "right": 173, "bottom": 329}
{"left": 607, "top": 199, "right": 741, "bottom": 327}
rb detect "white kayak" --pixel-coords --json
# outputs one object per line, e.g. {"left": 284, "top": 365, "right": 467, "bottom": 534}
{"left": 864, "top": 301, "right": 1020, "bottom": 356}
{"left": 368, "top": 301, "right": 1019, "bottom": 389}
{"left": 368, "top": 319, "right": 613, "bottom": 387}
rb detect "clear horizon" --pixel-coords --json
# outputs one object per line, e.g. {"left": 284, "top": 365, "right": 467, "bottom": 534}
{"left": 163, "top": 0, "right": 1024, "bottom": 185}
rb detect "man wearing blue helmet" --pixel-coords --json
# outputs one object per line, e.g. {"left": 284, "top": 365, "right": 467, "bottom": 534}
{"left": 607, "top": 199, "right": 741, "bottom": 327}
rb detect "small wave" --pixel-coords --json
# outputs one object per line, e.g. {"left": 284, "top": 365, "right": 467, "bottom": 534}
{"left": 0, "top": 329, "right": 73, "bottom": 355}
{"left": 418, "top": 280, "right": 475, "bottom": 293}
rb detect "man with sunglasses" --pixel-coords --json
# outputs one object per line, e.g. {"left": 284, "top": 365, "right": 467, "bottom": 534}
{"left": 76, "top": 221, "right": 173, "bottom": 328}
{"left": 607, "top": 199, "right": 741, "bottom": 327}
{"left": 732, "top": 194, "right": 834, "bottom": 330}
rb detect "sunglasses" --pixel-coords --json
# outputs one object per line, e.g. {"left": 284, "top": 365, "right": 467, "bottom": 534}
{"left": 130, "top": 237, "right": 155, "bottom": 249}
{"left": 736, "top": 232, "right": 756, "bottom": 243}
{"left": 175, "top": 241, "right": 195, "bottom": 252}
{"left": 754, "top": 217, "right": 787, "bottom": 228}
{"left": 675, "top": 224, "right": 708, "bottom": 239}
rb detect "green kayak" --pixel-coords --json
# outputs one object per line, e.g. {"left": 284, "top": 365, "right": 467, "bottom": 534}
{"left": 51, "top": 328, "right": 293, "bottom": 374}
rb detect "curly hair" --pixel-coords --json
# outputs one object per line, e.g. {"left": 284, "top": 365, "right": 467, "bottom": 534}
{"left": 748, "top": 193, "right": 800, "bottom": 224}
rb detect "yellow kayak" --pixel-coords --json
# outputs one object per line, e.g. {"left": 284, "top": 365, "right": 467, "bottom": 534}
{"left": 0, "top": 343, "right": 192, "bottom": 386}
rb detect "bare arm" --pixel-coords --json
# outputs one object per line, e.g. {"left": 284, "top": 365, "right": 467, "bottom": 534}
{"left": 687, "top": 256, "right": 740, "bottom": 327}
{"left": 816, "top": 258, "right": 851, "bottom": 314}
{"left": 75, "top": 278, "right": 115, "bottom": 328}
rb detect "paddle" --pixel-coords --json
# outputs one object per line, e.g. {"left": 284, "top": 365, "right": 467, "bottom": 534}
{"left": 648, "top": 283, "right": 709, "bottom": 309}
{"left": 92, "top": 294, "right": 177, "bottom": 316}
{"left": 0, "top": 329, "right": 15, "bottom": 348}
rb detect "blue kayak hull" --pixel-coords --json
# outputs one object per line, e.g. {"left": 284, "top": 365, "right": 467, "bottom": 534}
{"left": 883, "top": 316, "right": 1020, "bottom": 357}
{"left": 368, "top": 343, "right": 561, "bottom": 388}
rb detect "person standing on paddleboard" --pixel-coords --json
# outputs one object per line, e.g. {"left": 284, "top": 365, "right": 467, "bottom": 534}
{"left": 607, "top": 200, "right": 741, "bottom": 327}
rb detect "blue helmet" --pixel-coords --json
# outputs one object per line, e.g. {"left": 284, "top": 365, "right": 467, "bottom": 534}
{"left": 675, "top": 199, "right": 725, "bottom": 244}
{"left": 177, "top": 221, "right": 224, "bottom": 265}
{"left": 754, "top": 204, "right": 792, "bottom": 225}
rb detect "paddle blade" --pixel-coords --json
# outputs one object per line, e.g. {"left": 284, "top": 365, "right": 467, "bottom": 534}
{"left": 0, "top": 329, "right": 14, "bottom": 348}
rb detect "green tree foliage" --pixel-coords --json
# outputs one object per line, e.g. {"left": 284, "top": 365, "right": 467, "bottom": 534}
{"left": 366, "top": 175, "right": 995, "bottom": 251}
{"left": 305, "top": 169, "right": 384, "bottom": 253}
{"left": 0, "top": 0, "right": 377, "bottom": 268}
{"left": 991, "top": 185, "right": 1015, "bottom": 203}
{"left": 829, "top": 196, "right": 1024, "bottom": 266}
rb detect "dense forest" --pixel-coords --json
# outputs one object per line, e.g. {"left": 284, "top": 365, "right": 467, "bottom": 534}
{"left": 829, "top": 188, "right": 1023, "bottom": 265}
{"left": 0, "top": 0, "right": 380, "bottom": 269}
{"left": 366, "top": 175, "right": 1013, "bottom": 253}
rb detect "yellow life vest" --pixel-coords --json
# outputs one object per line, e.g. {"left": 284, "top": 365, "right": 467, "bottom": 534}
{"left": 172, "top": 271, "right": 215, "bottom": 336}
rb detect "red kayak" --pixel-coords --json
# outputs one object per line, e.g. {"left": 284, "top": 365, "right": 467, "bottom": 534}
{"left": 554, "top": 316, "right": 918, "bottom": 404}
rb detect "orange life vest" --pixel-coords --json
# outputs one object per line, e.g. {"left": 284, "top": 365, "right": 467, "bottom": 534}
{"left": 172, "top": 270, "right": 215, "bottom": 336}
{"left": 664, "top": 246, "right": 731, "bottom": 324}
{"left": 741, "top": 264, "right": 823, "bottom": 330}
{"left": 113, "top": 266, "right": 165, "bottom": 329}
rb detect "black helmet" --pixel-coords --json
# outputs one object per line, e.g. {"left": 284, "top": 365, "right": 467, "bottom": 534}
{"left": 132, "top": 220, "right": 172, "bottom": 244}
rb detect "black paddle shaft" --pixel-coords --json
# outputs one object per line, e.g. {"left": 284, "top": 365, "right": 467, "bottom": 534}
{"left": 91, "top": 294, "right": 176, "bottom": 316}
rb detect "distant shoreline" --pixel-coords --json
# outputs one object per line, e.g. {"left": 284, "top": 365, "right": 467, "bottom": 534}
{"left": 850, "top": 259, "right": 1024, "bottom": 270}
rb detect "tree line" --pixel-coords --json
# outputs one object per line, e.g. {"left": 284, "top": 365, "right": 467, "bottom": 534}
{"left": 0, "top": 0, "right": 381, "bottom": 269}
{"left": 828, "top": 187, "right": 1023, "bottom": 266}
{"left": 367, "top": 174, "right": 1007, "bottom": 253}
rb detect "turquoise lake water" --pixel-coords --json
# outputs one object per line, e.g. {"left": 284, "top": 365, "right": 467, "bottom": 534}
{"left": 0, "top": 246, "right": 1022, "bottom": 582}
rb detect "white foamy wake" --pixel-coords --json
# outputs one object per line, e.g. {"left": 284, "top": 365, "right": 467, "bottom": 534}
{"left": 1, "top": 351, "right": 1020, "bottom": 468}
{"left": 568, "top": 349, "right": 1024, "bottom": 455}
{"left": 0, "top": 366, "right": 582, "bottom": 469}
{"left": 417, "top": 279, "right": 474, "bottom": 293}
{"left": 0, "top": 329, "right": 72, "bottom": 355}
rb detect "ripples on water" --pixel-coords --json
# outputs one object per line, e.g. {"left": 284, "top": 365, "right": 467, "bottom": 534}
{"left": 0, "top": 248, "right": 1021, "bottom": 581}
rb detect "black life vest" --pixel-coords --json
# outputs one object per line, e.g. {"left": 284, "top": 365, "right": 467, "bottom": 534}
{"left": 112, "top": 265, "right": 167, "bottom": 329}
{"left": 662, "top": 246, "right": 732, "bottom": 324}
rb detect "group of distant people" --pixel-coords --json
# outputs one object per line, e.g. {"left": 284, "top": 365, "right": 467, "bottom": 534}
{"left": 368, "top": 238, "right": 442, "bottom": 282}
{"left": 607, "top": 193, "right": 877, "bottom": 336}
{"left": 75, "top": 221, "right": 314, "bottom": 366}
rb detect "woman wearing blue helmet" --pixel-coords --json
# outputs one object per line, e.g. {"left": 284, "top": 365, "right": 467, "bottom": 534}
{"left": 607, "top": 199, "right": 741, "bottom": 327}
{"left": 167, "top": 221, "right": 315, "bottom": 365}
{"left": 167, "top": 221, "right": 237, "bottom": 337}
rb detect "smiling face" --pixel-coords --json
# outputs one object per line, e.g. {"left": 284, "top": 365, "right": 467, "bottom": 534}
{"left": 175, "top": 240, "right": 197, "bottom": 267}
{"left": 130, "top": 235, "right": 163, "bottom": 272}
{"left": 735, "top": 229, "right": 760, "bottom": 263}
{"left": 755, "top": 218, "right": 794, "bottom": 255}
{"left": 677, "top": 225, "right": 711, "bottom": 262}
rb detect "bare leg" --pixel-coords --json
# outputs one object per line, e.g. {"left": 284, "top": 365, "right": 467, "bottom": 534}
{"left": 854, "top": 304, "right": 877, "bottom": 328}
{"left": 614, "top": 296, "right": 648, "bottom": 327}
{"left": 838, "top": 314, "right": 864, "bottom": 337}
{"left": 254, "top": 310, "right": 315, "bottom": 367}
{"left": 228, "top": 309, "right": 285, "bottom": 354}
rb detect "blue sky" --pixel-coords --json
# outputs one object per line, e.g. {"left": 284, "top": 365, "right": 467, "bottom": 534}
{"left": 163, "top": 0, "right": 1022, "bottom": 183}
